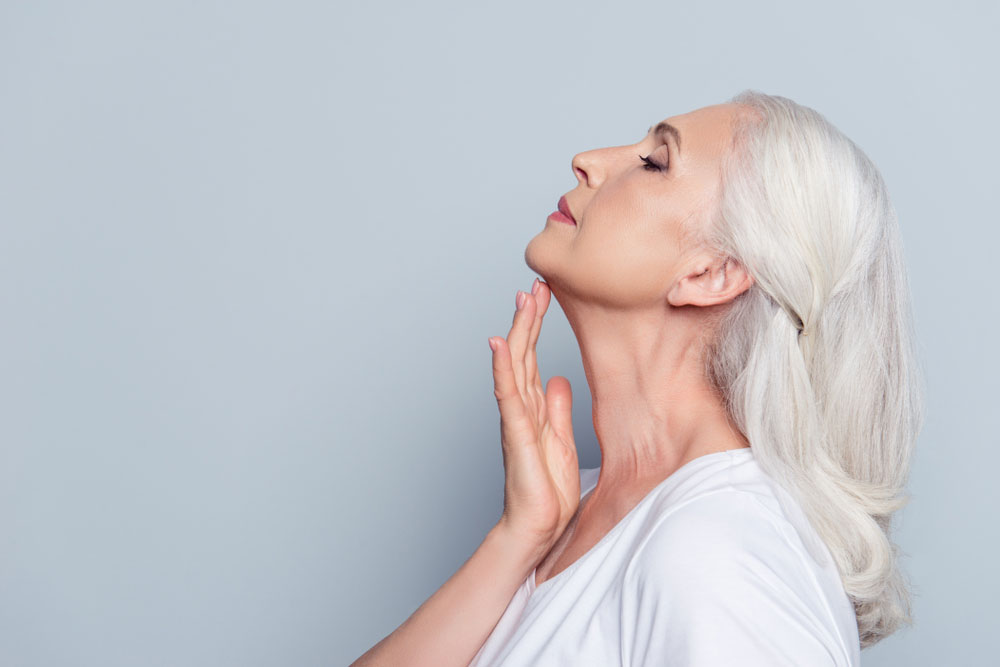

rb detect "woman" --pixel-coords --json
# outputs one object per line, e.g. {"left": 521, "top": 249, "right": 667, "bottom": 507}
{"left": 352, "top": 90, "right": 924, "bottom": 666}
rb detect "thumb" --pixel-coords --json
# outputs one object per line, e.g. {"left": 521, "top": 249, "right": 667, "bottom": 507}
{"left": 545, "top": 376, "right": 574, "bottom": 444}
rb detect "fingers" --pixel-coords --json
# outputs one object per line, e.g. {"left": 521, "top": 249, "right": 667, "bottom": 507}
{"left": 490, "top": 336, "right": 529, "bottom": 424}
{"left": 524, "top": 280, "right": 551, "bottom": 393}
{"left": 505, "top": 288, "right": 536, "bottom": 396}
{"left": 545, "top": 376, "right": 574, "bottom": 444}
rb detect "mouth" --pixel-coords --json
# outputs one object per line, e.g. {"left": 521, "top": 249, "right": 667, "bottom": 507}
{"left": 548, "top": 195, "right": 577, "bottom": 226}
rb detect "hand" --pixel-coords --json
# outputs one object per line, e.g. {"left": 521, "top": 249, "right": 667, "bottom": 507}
{"left": 488, "top": 278, "right": 579, "bottom": 555}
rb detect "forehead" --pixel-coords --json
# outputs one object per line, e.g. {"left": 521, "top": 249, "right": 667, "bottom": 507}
{"left": 656, "top": 103, "right": 745, "bottom": 160}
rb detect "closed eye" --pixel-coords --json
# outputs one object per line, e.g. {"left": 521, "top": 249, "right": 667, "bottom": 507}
{"left": 638, "top": 153, "right": 666, "bottom": 172}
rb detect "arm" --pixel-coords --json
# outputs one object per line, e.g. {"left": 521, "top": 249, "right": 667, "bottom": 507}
{"left": 350, "top": 521, "right": 547, "bottom": 667}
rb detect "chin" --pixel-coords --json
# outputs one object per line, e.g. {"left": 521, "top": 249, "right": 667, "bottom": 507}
{"left": 524, "top": 227, "right": 571, "bottom": 288}
{"left": 523, "top": 233, "right": 546, "bottom": 275}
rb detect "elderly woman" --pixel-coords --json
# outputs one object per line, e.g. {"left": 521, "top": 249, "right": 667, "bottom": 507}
{"left": 352, "top": 90, "right": 923, "bottom": 667}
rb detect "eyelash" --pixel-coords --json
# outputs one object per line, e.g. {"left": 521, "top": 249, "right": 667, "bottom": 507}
{"left": 639, "top": 153, "right": 667, "bottom": 172}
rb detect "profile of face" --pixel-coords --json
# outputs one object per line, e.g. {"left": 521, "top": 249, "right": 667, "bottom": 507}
{"left": 525, "top": 103, "right": 753, "bottom": 318}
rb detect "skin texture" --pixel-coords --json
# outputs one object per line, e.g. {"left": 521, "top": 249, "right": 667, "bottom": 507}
{"left": 522, "top": 102, "right": 756, "bottom": 586}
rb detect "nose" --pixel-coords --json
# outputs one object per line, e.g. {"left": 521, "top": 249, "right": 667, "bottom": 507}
{"left": 572, "top": 152, "right": 597, "bottom": 188}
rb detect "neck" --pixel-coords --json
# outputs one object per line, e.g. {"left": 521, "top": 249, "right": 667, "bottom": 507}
{"left": 559, "top": 295, "right": 750, "bottom": 514}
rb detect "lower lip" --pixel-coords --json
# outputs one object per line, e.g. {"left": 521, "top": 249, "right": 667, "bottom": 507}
{"left": 548, "top": 211, "right": 576, "bottom": 226}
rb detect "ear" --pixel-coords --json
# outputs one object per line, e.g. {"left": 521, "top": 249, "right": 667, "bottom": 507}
{"left": 667, "top": 253, "right": 754, "bottom": 307}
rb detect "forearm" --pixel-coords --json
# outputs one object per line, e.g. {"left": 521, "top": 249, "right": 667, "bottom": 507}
{"left": 351, "top": 523, "right": 545, "bottom": 667}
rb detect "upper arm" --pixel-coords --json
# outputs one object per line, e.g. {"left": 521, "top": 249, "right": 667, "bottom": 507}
{"left": 619, "top": 491, "right": 841, "bottom": 667}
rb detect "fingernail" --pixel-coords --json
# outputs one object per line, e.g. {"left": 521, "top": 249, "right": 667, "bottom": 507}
{"left": 531, "top": 278, "right": 540, "bottom": 295}
{"left": 515, "top": 290, "right": 526, "bottom": 310}
{"left": 488, "top": 337, "right": 499, "bottom": 352}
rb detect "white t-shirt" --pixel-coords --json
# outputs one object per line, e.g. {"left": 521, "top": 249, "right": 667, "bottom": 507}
{"left": 469, "top": 447, "right": 861, "bottom": 666}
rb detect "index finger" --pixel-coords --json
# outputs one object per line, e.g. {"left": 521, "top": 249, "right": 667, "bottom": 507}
{"left": 524, "top": 280, "right": 551, "bottom": 392}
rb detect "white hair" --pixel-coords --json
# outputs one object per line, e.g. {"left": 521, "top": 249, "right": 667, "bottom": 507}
{"left": 696, "top": 90, "right": 926, "bottom": 648}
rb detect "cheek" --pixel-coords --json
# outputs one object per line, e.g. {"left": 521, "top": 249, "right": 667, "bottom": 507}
{"left": 590, "top": 186, "right": 682, "bottom": 265}
{"left": 571, "top": 215, "right": 680, "bottom": 305}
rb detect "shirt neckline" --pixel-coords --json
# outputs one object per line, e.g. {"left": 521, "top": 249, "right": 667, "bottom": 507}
{"left": 529, "top": 446, "right": 753, "bottom": 595}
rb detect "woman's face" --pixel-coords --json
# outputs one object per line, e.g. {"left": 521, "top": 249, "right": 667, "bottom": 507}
{"left": 525, "top": 103, "right": 745, "bottom": 310}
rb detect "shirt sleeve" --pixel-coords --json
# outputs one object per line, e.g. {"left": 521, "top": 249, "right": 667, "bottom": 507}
{"left": 619, "top": 491, "right": 842, "bottom": 667}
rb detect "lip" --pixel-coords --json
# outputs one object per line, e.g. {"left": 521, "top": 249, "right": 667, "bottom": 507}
{"left": 551, "top": 195, "right": 577, "bottom": 225}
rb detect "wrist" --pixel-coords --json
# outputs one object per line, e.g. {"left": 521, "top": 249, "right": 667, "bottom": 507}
{"left": 488, "top": 520, "right": 553, "bottom": 568}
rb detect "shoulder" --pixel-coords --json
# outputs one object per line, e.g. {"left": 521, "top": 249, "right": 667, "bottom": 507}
{"left": 626, "top": 488, "right": 798, "bottom": 584}
{"left": 620, "top": 490, "right": 848, "bottom": 666}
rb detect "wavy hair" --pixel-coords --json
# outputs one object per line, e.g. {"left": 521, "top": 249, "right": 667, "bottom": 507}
{"left": 693, "top": 90, "right": 926, "bottom": 648}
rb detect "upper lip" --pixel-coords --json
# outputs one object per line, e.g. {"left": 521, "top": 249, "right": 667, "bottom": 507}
{"left": 558, "top": 195, "right": 577, "bottom": 224}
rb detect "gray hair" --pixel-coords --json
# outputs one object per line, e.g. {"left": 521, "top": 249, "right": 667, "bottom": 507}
{"left": 697, "top": 90, "right": 926, "bottom": 648}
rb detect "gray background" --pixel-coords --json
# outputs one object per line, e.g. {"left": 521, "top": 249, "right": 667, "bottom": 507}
{"left": 1, "top": 0, "right": 995, "bottom": 665}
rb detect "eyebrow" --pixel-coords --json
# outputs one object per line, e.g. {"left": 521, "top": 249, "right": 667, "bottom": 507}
{"left": 647, "top": 121, "right": 682, "bottom": 154}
